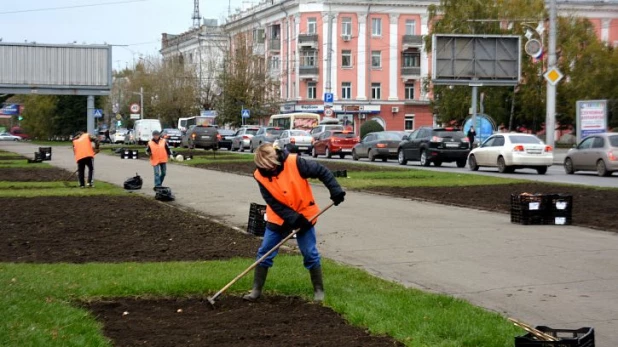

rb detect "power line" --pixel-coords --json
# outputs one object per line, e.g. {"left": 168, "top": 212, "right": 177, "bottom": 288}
{"left": 0, "top": 0, "right": 150, "bottom": 15}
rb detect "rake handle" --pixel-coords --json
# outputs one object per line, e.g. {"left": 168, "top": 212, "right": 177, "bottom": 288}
{"left": 209, "top": 202, "right": 335, "bottom": 302}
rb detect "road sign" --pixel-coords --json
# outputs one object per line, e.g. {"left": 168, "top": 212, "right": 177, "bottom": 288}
{"left": 18, "top": 116, "right": 23, "bottom": 121}
{"left": 324, "top": 92, "right": 334, "bottom": 105}
{"left": 544, "top": 67, "right": 563, "bottom": 86}
{"left": 241, "top": 109, "right": 250, "bottom": 118}
{"left": 130, "top": 103, "right": 141, "bottom": 114}
{"left": 93, "top": 109, "right": 103, "bottom": 118}
{"left": 130, "top": 114, "right": 140, "bottom": 120}
{"left": 115, "top": 114, "right": 122, "bottom": 120}
{"left": 117, "top": 120, "right": 122, "bottom": 127}
{"left": 324, "top": 108, "right": 334, "bottom": 117}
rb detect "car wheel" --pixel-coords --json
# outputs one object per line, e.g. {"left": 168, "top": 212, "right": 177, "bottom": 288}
{"left": 312, "top": 147, "right": 318, "bottom": 158}
{"left": 468, "top": 155, "right": 479, "bottom": 171}
{"left": 250, "top": 144, "right": 255, "bottom": 153}
{"left": 398, "top": 149, "right": 408, "bottom": 165}
{"left": 13, "top": 138, "right": 18, "bottom": 141}
{"left": 597, "top": 159, "right": 610, "bottom": 177}
{"left": 420, "top": 150, "right": 430, "bottom": 167}
{"left": 326, "top": 147, "right": 332, "bottom": 159}
{"left": 339, "top": 153, "right": 346, "bottom": 159}
{"left": 382, "top": 157, "right": 388, "bottom": 162}
{"left": 368, "top": 150, "right": 376, "bottom": 162}
{"left": 564, "top": 158, "right": 575, "bottom": 174}
{"left": 497, "top": 156, "right": 510, "bottom": 174}
{"left": 536, "top": 166, "right": 548, "bottom": 175}
{"left": 456, "top": 160, "right": 466, "bottom": 168}
{"left": 352, "top": 150, "right": 359, "bottom": 161}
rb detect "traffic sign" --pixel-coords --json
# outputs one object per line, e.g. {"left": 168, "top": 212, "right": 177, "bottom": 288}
{"left": 18, "top": 116, "right": 23, "bottom": 121}
{"left": 115, "top": 114, "right": 122, "bottom": 120}
{"left": 324, "top": 92, "right": 334, "bottom": 105}
{"left": 241, "top": 109, "right": 250, "bottom": 118}
{"left": 324, "top": 108, "right": 334, "bottom": 117}
{"left": 130, "top": 114, "right": 140, "bottom": 120}
{"left": 544, "top": 67, "right": 563, "bottom": 86}
{"left": 93, "top": 109, "right": 103, "bottom": 118}
{"left": 130, "top": 103, "right": 141, "bottom": 114}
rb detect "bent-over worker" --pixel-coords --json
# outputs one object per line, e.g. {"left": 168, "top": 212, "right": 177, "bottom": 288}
{"left": 72, "top": 131, "right": 100, "bottom": 188}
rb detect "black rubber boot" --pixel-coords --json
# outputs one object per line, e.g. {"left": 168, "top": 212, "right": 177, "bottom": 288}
{"left": 309, "top": 265, "right": 325, "bottom": 302}
{"left": 243, "top": 266, "right": 268, "bottom": 301}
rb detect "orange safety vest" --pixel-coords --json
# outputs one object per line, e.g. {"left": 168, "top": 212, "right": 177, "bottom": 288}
{"left": 73, "top": 134, "right": 95, "bottom": 162}
{"left": 148, "top": 139, "right": 168, "bottom": 166}
{"left": 254, "top": 154, "right": 320, "bottom": 226}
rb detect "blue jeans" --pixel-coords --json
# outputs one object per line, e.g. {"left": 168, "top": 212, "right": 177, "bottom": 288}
{"left": 153, "top": 163, "right": 167, "bottom": 187}
{"left": 256, "top": 227, "right": 321, "bottom": 269}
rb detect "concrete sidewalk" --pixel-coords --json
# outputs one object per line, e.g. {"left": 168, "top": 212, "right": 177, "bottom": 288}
{"left": 3, "top": 142, "right": 618, "bottom": 345}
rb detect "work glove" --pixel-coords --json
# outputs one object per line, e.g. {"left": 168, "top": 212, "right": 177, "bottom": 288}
{"left": 291, "top": 215, "right": 314, "bottom": 233}
{"left": 169, "top": 154, "right": 174, "bottom": 160}
{"left": 331, "top": 191, "right": 346, "bottom": 206}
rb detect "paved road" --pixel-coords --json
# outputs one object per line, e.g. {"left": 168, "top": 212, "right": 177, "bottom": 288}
{"left": 3, "top": 142, "right": 618, "bottom": 345}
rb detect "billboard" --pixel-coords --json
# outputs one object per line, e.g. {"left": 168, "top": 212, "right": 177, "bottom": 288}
{"left": 0, "top": 104, "right": 20, "bottom": 116}
{"left": 576, "top": 100, "right": 608, "bottom": 143}
{"left": 0, "top": 43, "right": 112, "bottom": 95}
{"left": 432, "top": 35, "right": 521, "bottom": 86}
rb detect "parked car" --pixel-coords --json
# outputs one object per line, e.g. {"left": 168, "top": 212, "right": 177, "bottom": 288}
{"left": 218, "top": 129, "right": 236, "bottom": 150}
{"left": 231, "top": 127, "right": 260, "bottom": 152}
{"left": 9, "top": 127, "right": 29, "bottom": 140}
{"left": 312, "top": 130, "right": 360, "bottom": 159}
{"left": 0, "top": 132, "right": 21, "bottom": 141}
{"left": 134, "top": 119, "right": 162, "bottom": 145}
{"left": 112, "top": 128, "right": 129, "bottom": 144}
{"left": 161, "top": 128, "right": 183, "bottom": 147}
{"left": 183, "top": 124, "right": 220, "bottom": 150}
{"left": 398, "top": 127, "right": 470, "bottom": 167}
{"left": 468, "top": 133, "right": 553, "bottom": 174}
{"left": 96, "top": 129, "right": 110, "bottom": 143}
{"left": 353, "top": 131, "right": 407, "bottom": 162}
{"left": 309, "top": 124, "right": 344, "bottom": 140}
{"left": 249, "top": 127, "right": 284, "bottom": 152}
{"left": 564, "top": 133, "right": 618, "bottom": 177}
{"left": 277, "top": 130, "right": 313, "bottom": 154}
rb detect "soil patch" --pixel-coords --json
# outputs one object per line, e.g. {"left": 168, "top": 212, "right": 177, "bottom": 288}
{"left": 0, "top": 167, "right": 71, "bottom": 182}
{"left": 0, "top": 196, "right": 261, "bottom": 263}
{"left": 83, "top": 296, "right": 403, "bottom": 347}
{"left": 194, "top": 160, "right": 398, "bottom": 176}
{"left": 368, "top": 183, "right": 618, "bottom": 232}
{"left": 0, "top": 155, "right": 26, "bottom": 161}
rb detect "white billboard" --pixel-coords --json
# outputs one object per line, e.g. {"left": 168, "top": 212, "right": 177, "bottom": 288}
{"left": 0, "top": 43, "right": 112, "bottom": 95}
{"left": 576, "top": 100, "right": 608, "bottom": 143}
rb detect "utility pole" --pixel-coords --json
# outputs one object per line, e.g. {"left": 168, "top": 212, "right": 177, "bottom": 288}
{"left": 546, "top": 0, "right": 557, "bottom": 147}
{"left": 325, "top": 0, "right": 333, "bottom": 93}
{"left": 140, "top": 86, "right": 144, "bottom": 119}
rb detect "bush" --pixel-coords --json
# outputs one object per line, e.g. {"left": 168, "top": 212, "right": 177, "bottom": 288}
{"left": 360, "top": 120, "right": 384, "bottom": 138}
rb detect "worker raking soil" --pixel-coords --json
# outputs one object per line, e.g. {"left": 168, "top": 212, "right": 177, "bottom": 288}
{"left": 244, "top": 143, "right": 346, "bottom": 302}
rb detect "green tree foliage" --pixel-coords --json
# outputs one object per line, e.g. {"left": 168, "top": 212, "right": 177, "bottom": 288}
{"left": 360, "top": 120, "right": 384, "bottom": 138}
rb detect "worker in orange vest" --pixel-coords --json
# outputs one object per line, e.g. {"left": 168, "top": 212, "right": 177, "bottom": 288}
{"left": 72, "top": 131, "right": 99, "bottom": 188}
{"left": 245, "top": 143, "right": 346, "bottom": 302}
{"left": 145, "top": 130, "right": 172, "bottom": 188}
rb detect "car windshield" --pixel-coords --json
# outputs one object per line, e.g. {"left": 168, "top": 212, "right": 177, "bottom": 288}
{"left": 509, "top": 135, "right": 542, "bottom": 144}
{"left": 290, "top": 130, "right": 309, "bottom": 136}
{"left": 333, "top": 132, "right": 355, "bottom": 138}
{"left": 435, "top": 131, "right": 465, "bottom": 139}
{"left": 164, "top": 129, "right": 181, "bottom": 135}
{"left": 609, "top": 135, "right": 618, "bottom": 147}
{"left": 246, "top": 129, "right": 259, "bottom": 135}
{"left": 265, "top": 129, "right": 283, "bottom": 136}
{"left": 326, "top": 125, "right": 344, "bottom": 131}
{"left": 378, "top": 132, "right": 404, "bottom": 141}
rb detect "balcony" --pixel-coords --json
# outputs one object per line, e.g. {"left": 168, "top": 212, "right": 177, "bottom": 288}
{"left": 269, "top": 39, "right": 281, "bottom": 51}
{"left": 401, "top": 66, "right": 421, "bottom": 79}
{"left": 253, "top": 43, "right": 265, "bottom": 56}
{"left": 299, "top": 34, "right": 319, "bottom": 49}
{"left": 402, "top": 35, "right": 423, "bottom": 49}
{"left": 299, "top": 66, "right": 319, "bottom": 78}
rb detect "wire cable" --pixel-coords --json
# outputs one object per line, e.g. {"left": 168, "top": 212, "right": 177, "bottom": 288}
{"left": 0, "top": 0, "right": 150, "bottom": 15}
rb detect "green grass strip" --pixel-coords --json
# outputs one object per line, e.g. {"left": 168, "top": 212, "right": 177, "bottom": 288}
{"left": 31, "top": 141, "right": 72, "bottom": 147}
{"left": 341, "top": 169, "right": 523, "bottom": 188}
{"left": 0, "top": 257, "right": 521, "bottom": 347}
{"left": 0, "top": 181, "right": 125, "bottom": 197}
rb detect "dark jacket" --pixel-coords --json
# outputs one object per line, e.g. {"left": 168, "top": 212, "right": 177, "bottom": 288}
{"left": 256, "top": 151, "right": 344, "bottom": 232}
{"left": 145, "top": 138, "right": 172, "bottom": 157}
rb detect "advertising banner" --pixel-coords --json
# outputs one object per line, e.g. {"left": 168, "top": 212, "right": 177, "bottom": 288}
{"left": 576, "top": 100, "right": 607, "bottom": 143}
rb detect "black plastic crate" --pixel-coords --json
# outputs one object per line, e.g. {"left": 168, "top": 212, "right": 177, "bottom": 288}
{"left": 548, "top": 194, "right": 573, "bottom": 213}
{"left": 511, "top": 194, "right": 548, "bottom": 225}
{"left": 38, "top": 147, "right": 52, "bottom": 161}
{"left": 515, "top": 326, "right": 594, "bottom": 347}
{"left": 120, "top": 150, "right": 139, "bottom": 159}
{"left": 247, "top": 203, "right": 267, "bottom": 236}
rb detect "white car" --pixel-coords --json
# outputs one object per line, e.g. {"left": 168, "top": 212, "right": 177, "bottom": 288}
{"left": 277, "top": 130, "right": 313, "bottom": 154}
{"left": 0, "top": 132, "right": 21, "bottom": 141}
{"left": 467, "top": 133, "right": 553, "bottom": 175}
{"left": 112, "top": 128, "right": 129, "bottom": 144}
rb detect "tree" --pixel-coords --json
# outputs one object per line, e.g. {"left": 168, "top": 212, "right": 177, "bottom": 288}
{"left": 360, "top": 120, "right": 384, "bottom": 138}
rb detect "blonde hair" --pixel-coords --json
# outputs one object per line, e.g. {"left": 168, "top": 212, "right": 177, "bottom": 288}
{"left": 254, "top": 143, "right": 280, "bottom": 170}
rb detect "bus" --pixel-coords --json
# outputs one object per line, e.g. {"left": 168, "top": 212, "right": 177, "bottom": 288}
{"left": 178, "top": 116, "right": 216, "bottom": 131}
{"left": 269, "top": 113, "right": 320, "bottom": 131}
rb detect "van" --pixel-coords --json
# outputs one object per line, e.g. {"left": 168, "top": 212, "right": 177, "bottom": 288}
{"left": 133, "top": 119, "right": 162, "bottom": 145}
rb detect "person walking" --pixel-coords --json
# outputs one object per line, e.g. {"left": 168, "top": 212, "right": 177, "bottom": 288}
{"left": 72, "top": 131, "right": 99, "bottom": 188}
{"left": 467, "top": 126, "right": 477, "bottom": 148}
{"left": 145, "top": 130, "right": 172, "bottom": 189}
{"left": 244, "top": 143, "right": 346, "bottom": 303}
{"left": 104, "top": 129, "right": 112, "bottom": 143}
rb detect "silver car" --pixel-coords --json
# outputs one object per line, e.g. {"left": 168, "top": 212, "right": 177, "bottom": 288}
{"left": 277, "top": 130, "right": 313, "bottom": 154}
{"left": 564, "top": 133, "right": 618, "bottom": 176}
{"left": 231, "top": 127, "right": 260, "bottom": 152}
{"left": 0, "top": 132, "right": 21, "bottom": 141}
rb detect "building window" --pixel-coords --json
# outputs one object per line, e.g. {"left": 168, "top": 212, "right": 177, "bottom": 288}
{"left": 301, "top": 50, "right": 318, "bottom": 67}
{"left": 372, "top": 18, "right": 382, "bottom": 36}
{"left": 270, "top": 56, "right": 280, "bottom": 70}
{"left": 342, "top": 50, "right": 352, "bottom": 67}
{"left": 341, "top": 82, "right": 352, "bottom": 99}
{"left": 403, "top": 51, "right": 420, "bottom": 67}
{"left": 307, "top": 82, "right": 317, "bottom": 99}
{"left": 253, "top": 28, "right": 265, "bottom": 44}
{"left": 405, "top": 83, "right": 414, "bottom": 100}
{"left": 405, "top": 115, "right": 415, "bottom": 130}
{"left": 308, "top": 17, "right": 317, "bottom": 34}
{"left": 371, "top": 83, "right": 381, "bottom": 100}
{"left": 405, "top": 20, "right": 416, "bottom": 35}
{"left": 342, "top": 17, "right": 352, "bottom": 36}
{"left": 371, "top": 51, "right": 381, "bottom": 68}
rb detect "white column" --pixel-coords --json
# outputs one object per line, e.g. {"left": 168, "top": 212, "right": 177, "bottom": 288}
{"left": 322, "top": 12, "right": 329, "bottom": 95}
{"left": 602, "top": 18, "right": 611, "bottom": 43}
{"left": 420, "top": 14, "right": 429, "bottom": 101}
{"left": 331, "top": 13, "right": 338, "bottom": 100}
{"left": 295, "top": 14, "right": 301, "bottom": 100}
{"left": 287, "top": 18, "right": 292, "bottom": 100}
{"left": 356, "top": 13, "right": 367, "bottom": 100}
{"left": 388, "top": 13, "right": 400, "bottom": 101}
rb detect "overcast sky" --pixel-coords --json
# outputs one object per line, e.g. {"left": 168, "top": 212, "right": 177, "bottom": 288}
{"left": 0, "top": 0, "right": 244, "bottom": 70}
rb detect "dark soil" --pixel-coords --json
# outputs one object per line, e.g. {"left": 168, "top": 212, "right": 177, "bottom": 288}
{"left": 194, "top": 160, "right": 397, "bottom": 176}
{"left": 83, "top": 296, "right": 403, "bottom": 347}
{"left": 0, "top": 196, "right": 261, "bottom": 263}
{"left": 368, "top": 183, "right": 618, "bottom": 232}
{"left": 0, "top": 155, "right": 26, "bottom": 161}
{"left": 0, "top": 167, "right": 72, "bottom": 182}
